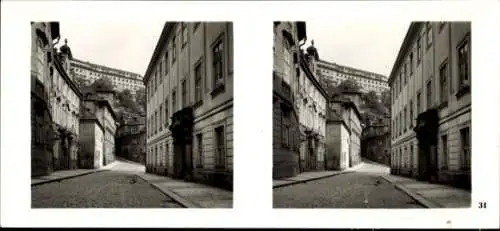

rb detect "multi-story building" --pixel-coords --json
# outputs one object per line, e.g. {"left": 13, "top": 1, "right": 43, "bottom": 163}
{"left": 116, "top": 114, "right": 146, "bottom": 164}
{"left": 273, "top": 21, "right": 307, "bottom": 179}
{"left": 361, "top": 115, "right": 391, "bottom": 166}
{"left": 50, "top": 37, "right": 83, "bottom": 171}
{"left": 31, "top": 21, "right": 60, "bottom": 176}
{"left": 70, "top": 57, "right": 144, "bottom": 95}
{"left": 79, "top": 92, "right": 118, "bottom": 168}
{"left": 326, "top": 96, "right": 362, "bottom": 170}
{"left": 295, "top": 45, "right": 328, "bottom": 172}
{"left": 307, "top": 42, "right": 389, "bottom": 96}
{"left": 389, "top": 22, "right": 471, "bottom": 190}
{"left": 144, "top": 22, "right": 234, "bottom": 190}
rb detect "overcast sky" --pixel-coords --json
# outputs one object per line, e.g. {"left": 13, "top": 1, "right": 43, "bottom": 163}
{"left": 304, "top": 21, "right": 411, "bottom": 77}
{"left": 58, "top": 21, "right": 165, "bottom": 77}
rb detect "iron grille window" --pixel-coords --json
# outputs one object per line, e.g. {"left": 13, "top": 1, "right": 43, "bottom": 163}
{"left": 212, "top": 39, "right": 224, "bottom": 89}
{"left": 458, "top": 38, "right": 470, "bottom": 86}
{"left": 440, "top": 62, "right": 448, "bottom": 103}
{"left": 197, "top": 133, "right": 203, "bottom": 167}
{"left": 195, "top": 63, "right": 203, "bottom": 104}
{"left": 460, "top": 127, "right": 470, "bottom": 170}
{"left": 215, "top": 126, "right": 225, "bottom": 168}
{"left": 182, "top": 80, "right": 187, "bottom": 108}
{"left": 441, "top": 135, "right": 448, "bottom": 169}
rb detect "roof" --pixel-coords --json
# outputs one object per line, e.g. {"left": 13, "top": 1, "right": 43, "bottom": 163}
{"left": 388, "top": 22, "right": 424, "bottom": 85}
{"left": 143, "top": 22, "right": 176, "bottom": 84}
{"left": 299, "top": 51, "right": 328, "bottom": 99}
{"left": 53, "top": 55, "right": 83, "bottom": 99}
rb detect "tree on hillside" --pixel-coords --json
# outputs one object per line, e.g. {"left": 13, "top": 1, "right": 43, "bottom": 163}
{"left": 90, "top": 77, "right": 115, "bottom": 92}
{"left": 74, "top": 76, "right": 91, "bottom": 89}
{"left": 135, "top": 88, "right": 146, "bottom": 113}
{"left": 381, "top": 90, "right": 391, "bottom": 111}
{"left": 337, "top": 79, "right": 362, "bottom": 93}
{"left": 116, "top": 89, "right": 138, "bottom": 113}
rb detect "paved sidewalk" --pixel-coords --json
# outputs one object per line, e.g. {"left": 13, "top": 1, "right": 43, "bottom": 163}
{"left": 135, "top": 172, "right": 233, "bottom": 208}
{"left": 273, "top": 162, "right": 365, "bottom": 189}
{"left": 31, "top": 169, "right": 108, "bottom": 186}
{"left": 380, "top": 174, "right": 471, "bottom": 208}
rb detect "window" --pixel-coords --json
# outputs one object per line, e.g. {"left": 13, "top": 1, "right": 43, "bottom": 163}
{"left": 458, "top": 37, "right": 470, "bottom": 87}
{"left": 154, "top": 72, "right": 158, "bottom": 91}
{"left": 417, "top": 38, "right": 422, "bottom": 64}
{"left": 155, "top": 145, "right": 158, "bottom": 167}
{"left": 282, "top": 39, "right": 292, "bottom": 84}
{"left": 403, "top": 106, "right": 407, "bottom": 132}
{"left": 181, "top": 79, "right": 187, "bottom": 108}
{"left": 212, "top": 38, "right": 225, "bottom": 90}
{"left": 409, "top": 53, "right": 414, "bottom": 75}
{"left": 426, "top": 22, "right": 433, "bottom": 47}
{"left": 399, "top": 111, "right": 403, "bottom": 135}
{"left": 404, "top": 64, "right": 408, "bottom": 85}
{"left": 172, "top": 36, "right": 177, "bottom": 62}
{"left": 159, "top": 145, "right": 163, "bottom": 166}
{"left": 460, "top": 127, "right": 470, "bottom": 170}
{"left": 409, "top": 99, "right": 413, "bottom": 128}
{"left": 195, "top": 62, "right": 203, "bottom": 104}
{"left": 172, "top": 90, "right": 176, "bottom": 112}
{"left": 197, "top": 133, "right": 203, "bottom": 167}
{"left": 165, "top": 143, "right": 169, "bottom": 167}
{"left": 215, "top": 126, "right": 225, "bottom": 168}
{"left": 182, "top": 23, "right": 188, "bottom": 47}
{"left": 440, "top": 61, "right": 448, "bottom": 104}
{"left": 165, "top": 98, "right": 169, "bottom": 127}
{"left": 399, "top": 73, "right": 402, "bottom": 93}
{"left": 165, "top": 52, "right": 169, "bottom": 75}
{"left": 417, "top": 92, "right": 421, "bottom": 114}
{"left": 441, "top": 135, "right": 448, "bottom": 169}
{"left": 409, "top": 144, "right": 414, "bottom": 169}
{"left": 155, "top": 110, "right": 158, "bottom": 134}
{"left": 282, "top": 110, "right": 291, "bottom": 147}
{"left": 159, "top": 104, "right": 163, "bottom": 131}
{"left": 426, "top": 80, "right": 432, "bottom": 109}
{"left": 159, "top": 63, "right": 163, "bottom": 84}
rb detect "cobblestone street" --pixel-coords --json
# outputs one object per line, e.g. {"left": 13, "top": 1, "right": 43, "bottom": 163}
{"left": 273, "top": 171, "right": 424, "bottom": 208}
{"left": 31, "top": 171, "right": 182, "bottom": 208}
{"left": 273, "top": 162, "right": 425, "bottom": 208}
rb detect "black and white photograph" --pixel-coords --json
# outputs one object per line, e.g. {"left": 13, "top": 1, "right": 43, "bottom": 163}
{"left": 30, "top": 21, "right": 234, "bottom": 208}
{"left": 272, "top": 21, "right": 472, "bottom": 208}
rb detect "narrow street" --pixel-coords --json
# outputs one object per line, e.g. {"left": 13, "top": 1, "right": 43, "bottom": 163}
{"left": 273, "top": 162, "right": 424, "bottom": 208}
{"left": 31, "top": 160, "right": 182, "bottom": 208}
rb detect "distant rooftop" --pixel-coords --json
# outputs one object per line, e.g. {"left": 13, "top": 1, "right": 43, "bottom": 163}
{"left": 317, "top": 59, "right": 388, "bottom": 81}
{"left": 71, "top": 58, "right": 143, "bottom": 80}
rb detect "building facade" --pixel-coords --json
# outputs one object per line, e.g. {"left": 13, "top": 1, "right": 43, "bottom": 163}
{"left": 116, "top": 114, "right": 146, "bottom": 164}
{"left": 326, "top": 98, "right": 362, "bottom": 169}
{"left": 79, "top": 96, "right": 106, "bottom": 168}
{"left": 70, "top": 58, "right": 144, "bottom": 95}
{"left": 31, "top": 22, "right": 60, "bottom": 177}
{"left": 273, "top": 21, "right": 307, "bottom": 179}
{"left": 50, "top": 39, "right": 83, "bottom": 171}
{"left": 361, "top": 116, "right": 391, "bottom": 166}
{"left": 295, "top": 46, "right": 328, "bottom": 172}
{"left": 325, "top": 111, "right": 351, "bottom": 170}
{"left": 389, "top": 22, "right": 471, "bottom": 190}
{"left": 144, "top": 22, "right": 234, "bottom": 190}
{"left": 309, "top": 47, "right": 389, "bottom": 95}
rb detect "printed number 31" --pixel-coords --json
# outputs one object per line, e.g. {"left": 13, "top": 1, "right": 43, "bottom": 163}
{"left": 479, "top": 202, "right": 487, "bottom": 209}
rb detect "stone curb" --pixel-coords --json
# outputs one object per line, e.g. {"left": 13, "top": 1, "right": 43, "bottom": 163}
{"left": 273, "top": 171, "right": 354, "bottom": 189}
{"left": 378, "top": 175, "right": 442, "bottom": 208}
{"left": 134, "top": 174, "right": 203, "bottom": 208}
{"left": 31, "top": 169, "right": 109, "bottom": 186}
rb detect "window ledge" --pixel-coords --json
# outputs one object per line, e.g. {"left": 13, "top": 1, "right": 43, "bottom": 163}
{"left": 211, "top": 84, "right": 225, "bottom": 97}
{"left": 455, "top": 84, "right": 470, "bottom": 98}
